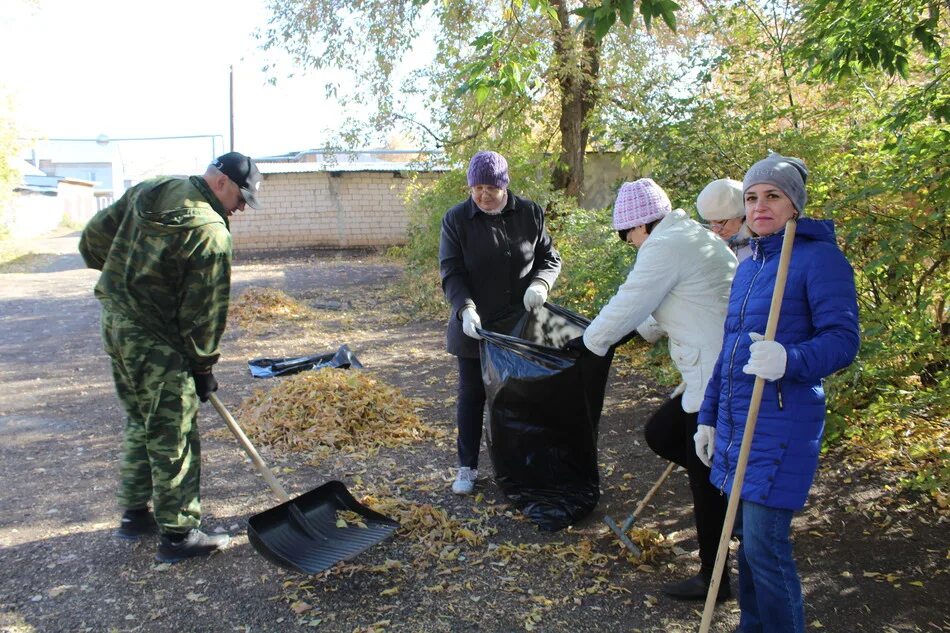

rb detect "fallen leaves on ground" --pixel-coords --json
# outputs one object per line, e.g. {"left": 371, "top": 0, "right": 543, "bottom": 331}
{"left": 336, "top": 510, "right": 368, "bottom": 529}
{"left": 827, "top": 410, "right": 948, "bottom": 515}
{"left": 358, "top": 492, "right": 489, "bottom": 554}
{"left": 237, "top": 370, "right": 445, "bottom": 461}
{"left": 229, "top": 287, "right": 318, "bottom": 332}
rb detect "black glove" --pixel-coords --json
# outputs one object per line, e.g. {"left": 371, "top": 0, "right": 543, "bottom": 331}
{"left": 564, "top": 335, "right": 589, "bottom": 354}
{"left": 192, "top": 370, "right": 218, "bottom": 402}
{"left": 615, "top": 328, "right": 642, "bottom": 347}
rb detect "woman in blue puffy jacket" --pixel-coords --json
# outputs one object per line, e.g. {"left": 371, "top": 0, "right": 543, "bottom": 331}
{"left": 694, "top": 154, "right": 860, "bottom": 633}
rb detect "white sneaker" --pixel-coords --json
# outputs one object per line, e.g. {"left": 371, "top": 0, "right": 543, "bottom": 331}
{"left": 452, "top": 467, "right": 478, "bottom": 495}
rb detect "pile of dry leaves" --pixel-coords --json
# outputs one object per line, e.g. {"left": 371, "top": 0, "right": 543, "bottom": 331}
{"left": 229, "top": 287, "right": 317, "bottom": 332}
{"left": 237, "top": 369, "right": 446, "bottom": 462}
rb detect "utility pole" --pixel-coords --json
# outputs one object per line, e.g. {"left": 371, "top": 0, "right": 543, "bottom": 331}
{"left": 229, "top": 65, "right": 235, "bottom": 152}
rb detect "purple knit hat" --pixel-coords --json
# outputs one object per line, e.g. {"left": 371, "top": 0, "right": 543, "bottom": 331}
{"left": 467, "top": 151, "right": 510, "bottom": 189}
{"left": 613, "top": 178, "right": 672, "bottom": 230}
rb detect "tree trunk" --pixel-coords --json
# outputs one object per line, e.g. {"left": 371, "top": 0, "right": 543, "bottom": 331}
{"left": 550, "top": 1, "right": 601, "bottom": 199}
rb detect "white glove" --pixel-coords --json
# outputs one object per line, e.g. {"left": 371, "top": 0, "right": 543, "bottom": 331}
{"left": 523, "top": 280, "right": 548, "bottom": 311}
{"left": 694, "top": 425, "right": 716, "bottom": 468}
{"left": 460, "top": 306, "right": 482, "bottom": 340}
{"left": 636, "top": 316, "right": 667, "bottom": 344}
{"left": 670, "top": 381, "right": 687, "bottom": 399}
{"left": 742, "top": 332, "right": 787, "bottom": 381}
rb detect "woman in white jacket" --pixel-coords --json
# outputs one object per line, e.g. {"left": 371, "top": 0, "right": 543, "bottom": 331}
{"left": 566, "top": 178, "right": 738, "bottom": 602}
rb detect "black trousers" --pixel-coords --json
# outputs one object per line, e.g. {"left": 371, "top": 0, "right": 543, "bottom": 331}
{"left": 455, "top": 356, "right": 486, "bottom": 468}
{"left": 644, "top": 395, "right": 729, "bottom": 580}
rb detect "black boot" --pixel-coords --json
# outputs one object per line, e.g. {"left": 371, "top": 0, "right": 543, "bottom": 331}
{"left": 115, "top": 507, "right": 157, "bottom": 540}
{"left": 662, "top": 572, "right": 732, "bottom": 602}
{"left": 156, "top": 529, "right": 231, "bottom": 563}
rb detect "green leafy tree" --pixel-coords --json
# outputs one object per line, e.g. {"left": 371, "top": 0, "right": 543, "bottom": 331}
{"left": 0, "top": 88, "right": 23, "bottom": 236}
{"left": 797, "top": 0, "right": 944, "bottom": 80}
{"left": 597, "top": 0, "right": 948, "bottom": 499}
{"left": 259, "top": 0, "right": 678, "bottom": 196}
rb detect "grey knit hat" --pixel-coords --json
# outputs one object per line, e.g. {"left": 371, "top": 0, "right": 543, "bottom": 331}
{"left": 467, "top": 151, "right": 510, "bottom": 189}
{"left": 742, "top": 153, "right": 809, "bottom": 214}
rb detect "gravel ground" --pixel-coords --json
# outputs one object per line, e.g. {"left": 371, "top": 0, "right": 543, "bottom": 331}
{"left": 0, "top": 231, "right": 946, "bottom": 633}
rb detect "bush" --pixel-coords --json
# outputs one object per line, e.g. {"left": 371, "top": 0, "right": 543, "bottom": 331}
{"left": 545, "top": 200, "right": 634, "bottom": 318}
{"left": 390, "top": 170, "right": 467, "bottom": 321}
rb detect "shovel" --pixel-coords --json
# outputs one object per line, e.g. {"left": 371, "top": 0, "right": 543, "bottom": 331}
{"left": 208, "top": 393, "right": 399, "bottom": 574}
{"left": 604, "top": 462, "right": 677, "bottom": 556}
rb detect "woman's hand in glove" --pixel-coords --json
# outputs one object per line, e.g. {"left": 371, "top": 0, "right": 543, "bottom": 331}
{"left": 564, "top": 335, "right": 589, "bottom": 355}
{"left": 742, "top": 332, "right": 787, "bottom": 381}
{"left": 693, "top": 425, "right": 716, "bottom": 468}
{"left": 523, "top": 280, "right": 548, "bottom": 311}
{"left": 461, "top": 306, "right": 482, "bottom": 340}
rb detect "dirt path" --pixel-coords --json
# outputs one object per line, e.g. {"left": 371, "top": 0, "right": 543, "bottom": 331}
{"left": 0, "top": 232, "right": 946, "bottom": 633}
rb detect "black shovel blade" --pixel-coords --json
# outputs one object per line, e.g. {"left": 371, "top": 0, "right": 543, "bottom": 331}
{"left": 247, "top": 480, "right": 399, "bottom": 574}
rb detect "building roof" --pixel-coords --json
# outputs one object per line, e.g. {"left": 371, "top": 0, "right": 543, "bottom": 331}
{"left": 19, "top": 138, "right": 219, "bottom": 182}
{"left": 17, "top": 159, "right": 47, "bottom": 176}
{"left": 258, "top": 161, "right": 452, "bottom": 175}
{"left": 59, "top": 177, "right": 97, "bottom": 187}
{"left": 16, "top": 174, "right": 60, "bottom": 195}
{"left": 255, "top": 148, "right": 444, "bottom": 163}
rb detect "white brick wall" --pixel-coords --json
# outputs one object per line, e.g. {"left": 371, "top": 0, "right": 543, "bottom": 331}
{"left": 230, "top": 171, "right": 441, "bottom": 251}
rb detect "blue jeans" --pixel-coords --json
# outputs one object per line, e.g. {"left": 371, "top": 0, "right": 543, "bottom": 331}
{"left": 734, "top": 500, "right": 804, "bottom": 633}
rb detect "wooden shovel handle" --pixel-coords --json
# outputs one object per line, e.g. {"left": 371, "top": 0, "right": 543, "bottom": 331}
{"left": 699, "top": 219, "right": 797, "bottom": 633}
{"left": 209, "top": 393, "right": 291, "bottom": 503}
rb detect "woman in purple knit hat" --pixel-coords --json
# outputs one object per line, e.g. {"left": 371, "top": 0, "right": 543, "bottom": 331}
{"left": 438, "top": 151, "right": 561, "bottom": 495}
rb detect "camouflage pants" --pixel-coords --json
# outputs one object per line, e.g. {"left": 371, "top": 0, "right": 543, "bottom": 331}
{"left": 101, "top": 310, "right": 202, "bottom": 534}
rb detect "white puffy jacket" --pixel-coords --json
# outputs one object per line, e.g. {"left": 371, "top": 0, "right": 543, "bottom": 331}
{"left": 583, "top": 209, "right": 737, "bottom": 412}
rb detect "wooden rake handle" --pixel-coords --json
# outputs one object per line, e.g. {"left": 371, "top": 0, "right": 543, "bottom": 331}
{"left": 208, "top": 392, "right": 292, "bottom": 503}
{"left": 698, "top": 219, "right": 797, "bottom": 633}
{"left": 629, "top": 461, "right": 677, "bottom": 526}
{"left": 606, "top": 462, "right": 678, "bottom": 557}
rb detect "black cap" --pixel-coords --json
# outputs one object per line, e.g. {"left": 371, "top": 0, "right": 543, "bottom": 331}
{"left": 212, "top": 152, "right": 262, "bottom": 209}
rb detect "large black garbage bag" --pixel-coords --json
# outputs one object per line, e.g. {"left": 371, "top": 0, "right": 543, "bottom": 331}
{"left": 479, "top": 303, "right": 614, "bottom": 531}
{"left": 248, "top": 345, "right": 363, "bottom": 378}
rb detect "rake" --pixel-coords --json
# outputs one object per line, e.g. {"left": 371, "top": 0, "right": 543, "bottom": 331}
{"left": 603, "top": 461, "right": 677, "bottom": 556}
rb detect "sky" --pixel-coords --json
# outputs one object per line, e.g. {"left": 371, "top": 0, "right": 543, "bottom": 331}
{"left": 1, "top": 0, "right": 407, "bottom": 170}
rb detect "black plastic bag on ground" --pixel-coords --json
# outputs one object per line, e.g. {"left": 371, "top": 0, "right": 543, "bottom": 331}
{"left": 478, "top": 303, "right": 614, "bottom": 531}
{"left": 248, "top": 345, "right": 363, "bottom": 378}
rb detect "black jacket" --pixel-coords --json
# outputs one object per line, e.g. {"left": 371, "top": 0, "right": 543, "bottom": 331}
{"left": 439, "top": 192, "right": 561, "bottom": 357}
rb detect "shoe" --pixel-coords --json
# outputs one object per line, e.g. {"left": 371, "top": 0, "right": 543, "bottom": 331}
{"left": 156, "top": 529, "right": 231, "bottom": 563}
{"left": 661, "top": 572, "right": 732, "bottom": 602}
{"left": 115, "top": 507, "right": 157, "bottom": 540}
{"left": 451, "top": 467, "right": 478, "bottom": 495}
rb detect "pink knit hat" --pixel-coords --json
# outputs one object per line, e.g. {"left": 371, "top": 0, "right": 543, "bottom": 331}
{"left": 613, "top": 178, "right": 672, "bottom": 230}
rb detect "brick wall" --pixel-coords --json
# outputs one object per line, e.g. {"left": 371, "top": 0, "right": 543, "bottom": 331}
{"left": 230, "top": 170, "right": 442, "bottom": 251}
{"left": 227, "top": 153, "right": 634, "bottom": 252}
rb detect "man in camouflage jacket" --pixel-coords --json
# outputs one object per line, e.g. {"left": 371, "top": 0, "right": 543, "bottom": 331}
{"left": 79, "top": 151, "right": 261, "bottom": 563}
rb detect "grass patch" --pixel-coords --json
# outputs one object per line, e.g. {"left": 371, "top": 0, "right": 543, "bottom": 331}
{"left": 0, "top": 251, "right": 52, "bottom": 273}
{"left": 0, "top": 237, "right": 27, "bottom": 268}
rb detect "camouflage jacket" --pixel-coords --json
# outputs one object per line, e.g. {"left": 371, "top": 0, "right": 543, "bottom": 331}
{"left": 79, "top": 176, "right": 232, "bottom": 372}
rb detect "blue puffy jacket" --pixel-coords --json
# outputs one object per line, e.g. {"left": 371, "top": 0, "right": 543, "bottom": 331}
{"left": 698, "top": 218, "right": 860, "bottom": 510}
